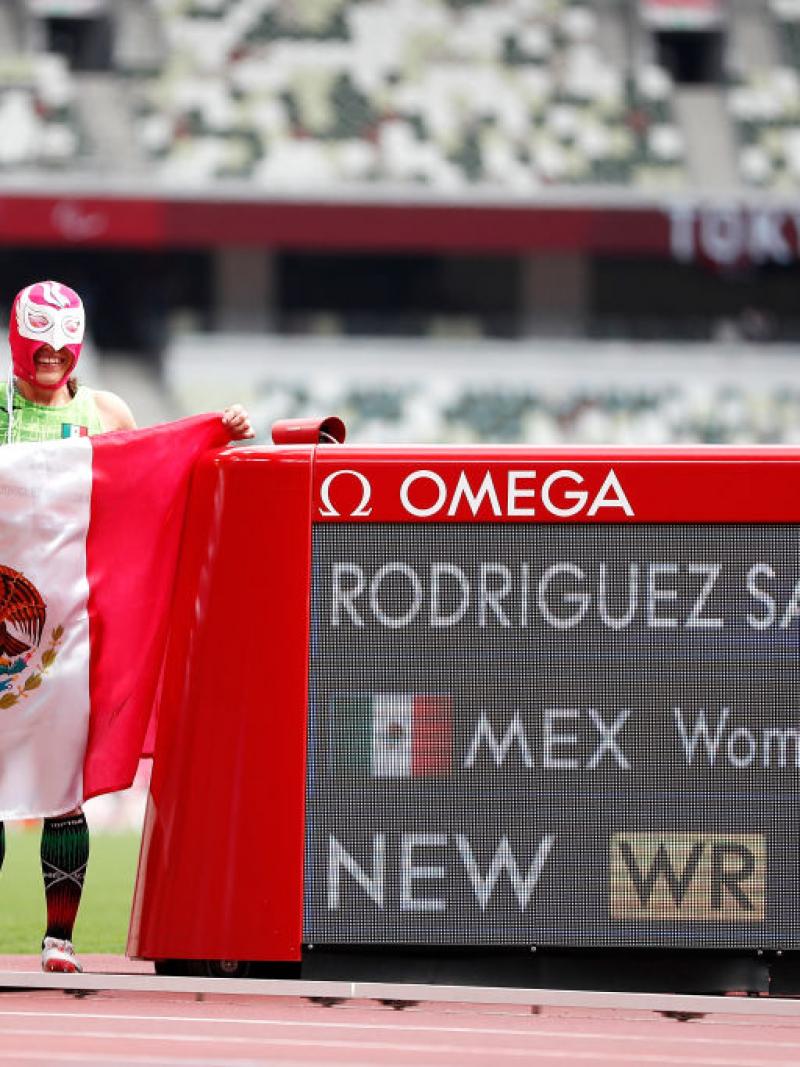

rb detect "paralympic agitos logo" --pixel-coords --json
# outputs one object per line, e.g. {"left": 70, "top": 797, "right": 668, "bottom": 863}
{"left": 318, "top": 467, "right": 633, "bottom": 520}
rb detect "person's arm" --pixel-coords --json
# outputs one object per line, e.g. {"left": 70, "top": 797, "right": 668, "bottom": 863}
{"left": 92, "top": 389, "right": 137, "bottom": 433}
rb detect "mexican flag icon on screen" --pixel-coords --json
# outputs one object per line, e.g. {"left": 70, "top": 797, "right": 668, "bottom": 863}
{"left": 330, "top": 693, "right": 452, "bottom": 777}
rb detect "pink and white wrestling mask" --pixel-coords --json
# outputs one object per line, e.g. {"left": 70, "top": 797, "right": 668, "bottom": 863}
{"left": 9, "top": 280, "right": 85, "bottom": 390}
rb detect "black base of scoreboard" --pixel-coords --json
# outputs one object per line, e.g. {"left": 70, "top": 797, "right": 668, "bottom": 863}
{"left": 158, "top": 949, "right": 800, "bottom": 994}
{"left": 301, "top": 946, "right": 772, "bottom": 995}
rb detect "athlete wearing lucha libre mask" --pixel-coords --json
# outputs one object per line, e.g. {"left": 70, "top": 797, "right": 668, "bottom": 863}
{"left": 9, "top": 280, "right": 85, "bottom": 390}
{"left": 0, "top": 277, "right": 253, "bottom": 974}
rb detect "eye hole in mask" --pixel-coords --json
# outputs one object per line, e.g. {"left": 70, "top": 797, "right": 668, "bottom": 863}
{"left": 62, "top": 317, "right": 82, "bottom": 338}
{"left": 25, "top": 310, "right": 51, "bottom": 332}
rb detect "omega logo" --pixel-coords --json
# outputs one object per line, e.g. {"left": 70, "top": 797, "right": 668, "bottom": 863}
{"left": 319, "top": 470, "right": 373, "bottom": 517}
{"left": 318, "top": 466, "right": 633, "bottom": 520}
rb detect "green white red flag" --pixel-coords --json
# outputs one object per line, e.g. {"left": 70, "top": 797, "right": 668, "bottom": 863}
{"left": 0, "top": 415, "right": 227, "bottom": 819}
{"left": 330, "top": 693, "right": 453, "bottom": 777}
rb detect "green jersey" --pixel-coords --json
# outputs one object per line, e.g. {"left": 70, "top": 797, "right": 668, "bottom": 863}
{"left": 0, "top": 382, "right": 105, "bottom": 444}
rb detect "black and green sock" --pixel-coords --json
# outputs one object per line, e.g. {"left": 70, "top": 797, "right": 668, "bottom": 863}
{"left": 41, "top": 812, "right": 89, "bottom": 942}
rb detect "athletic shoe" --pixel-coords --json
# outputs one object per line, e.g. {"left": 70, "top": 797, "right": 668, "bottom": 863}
{"left": 41, "top": 937, "right": 82, "bottom": 973}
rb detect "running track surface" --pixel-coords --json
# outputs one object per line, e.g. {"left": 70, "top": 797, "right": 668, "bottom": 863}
{"left": 1, "top": 986, "right": 799, "bottom": 1067}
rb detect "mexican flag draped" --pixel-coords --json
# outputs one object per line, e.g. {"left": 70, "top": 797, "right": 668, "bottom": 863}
{"left": 0, "top": 415, "right": 227, "bottom": 820}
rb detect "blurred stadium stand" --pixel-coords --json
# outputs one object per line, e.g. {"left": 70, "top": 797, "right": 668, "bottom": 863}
{"left": 131, "top": 0, "right": 686, "bottom": 190}
{"left": 730, "top": 0, "right": 800, "bottom": 188}
{"left": 168, "top": 334, "right": 800, "bottom": 446}
{"left": 0, "top": 0, "right": 799, "bottom": 447}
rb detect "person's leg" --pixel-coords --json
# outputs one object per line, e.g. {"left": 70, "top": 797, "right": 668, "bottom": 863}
{"left": 40, "top": 808, "right": 88, "bottom": 973}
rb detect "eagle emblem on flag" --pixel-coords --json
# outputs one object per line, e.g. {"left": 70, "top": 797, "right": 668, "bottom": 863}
{"left": 0, "top": 564, "right": 63, "bottom": 709}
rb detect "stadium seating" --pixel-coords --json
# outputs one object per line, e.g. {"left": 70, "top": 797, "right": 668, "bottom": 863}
{"left": 731, "top": 0, "right": 800, "bottom": 187}
{"left": 258, "top": 377, "right": 800, "bottom": 445}
{"left": 166, "top": 336, "right": 800, "bottom": 447}
{"left": 14, "top": 2, "right": 800, "bottom": 192}
{"left": 133, "top": 0, "right": 686, "bottom": 189}
{"left": 0, "top": 53, "right": 81, "bottom": 169}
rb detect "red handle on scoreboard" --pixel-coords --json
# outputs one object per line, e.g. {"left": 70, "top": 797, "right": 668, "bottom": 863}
{"left": 272, "top": 416, "right": 346, "bottom": 446}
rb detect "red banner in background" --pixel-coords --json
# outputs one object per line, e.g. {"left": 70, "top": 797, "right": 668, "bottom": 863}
{"left": 0, "top": 193, "right": 672, "bottom": 255}
{"left": 0, "top": 193, "right": 797, "bottom": 265}
{"left": 0, "top": 196, "right": 165, "bottom": 247}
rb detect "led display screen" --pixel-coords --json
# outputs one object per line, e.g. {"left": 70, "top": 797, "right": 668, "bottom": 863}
{"left": 304, "top": 523, "right": 800, "bottom": 947}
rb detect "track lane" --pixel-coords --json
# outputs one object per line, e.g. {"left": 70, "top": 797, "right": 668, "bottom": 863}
{"left": 1, "top": 993, "right": 800, "bottom": 1067}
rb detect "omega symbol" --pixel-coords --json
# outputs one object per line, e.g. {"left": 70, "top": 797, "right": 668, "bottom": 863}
{"left": 318, "top": 470, "right": 373, "bottom": 517}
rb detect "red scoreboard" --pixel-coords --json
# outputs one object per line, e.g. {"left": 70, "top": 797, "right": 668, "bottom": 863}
{"left": 128, "top": 436, "right": 800, "bottom": 968}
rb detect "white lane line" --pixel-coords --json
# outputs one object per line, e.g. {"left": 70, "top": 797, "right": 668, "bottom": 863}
{"left": 0, "top": 1054, "right": 351, "bottom": 1067}
{"left": 0, "top": 1026, "right": 791, "bottom": 1065}
{"left": 3, "top": 972, "right": 796, "bottom": 1018}
{"left": 0, "top": 1010, "right": 797, "bottom": 1050}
